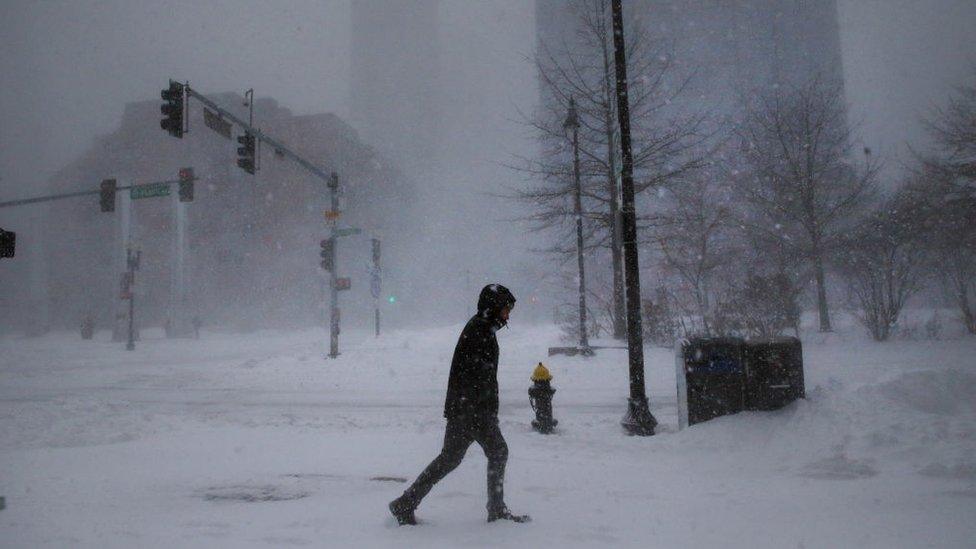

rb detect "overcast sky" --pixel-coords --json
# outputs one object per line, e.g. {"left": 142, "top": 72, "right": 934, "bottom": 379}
{"left": 2, "top": 0, "right": 974, "bottom": 195}
{"left": 1, "top": 0, "right": 974, "bottom": 329}
{"left": 837, "top": 0, "right": 976, "bottom": 172}
{"left": 0, "top": 0, "right": 352, "bottom": 195}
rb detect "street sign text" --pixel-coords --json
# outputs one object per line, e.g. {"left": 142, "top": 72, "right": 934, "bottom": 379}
{"left": 335, "top": 227, "right": 362, "bottom": 238}
{"left": 130, "top": 183, "right": 170, "bottom": 200}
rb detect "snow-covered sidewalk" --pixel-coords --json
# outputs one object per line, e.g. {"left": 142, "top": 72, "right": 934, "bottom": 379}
{"left": 1, "top": 323, "right": 975, "bottom": 548}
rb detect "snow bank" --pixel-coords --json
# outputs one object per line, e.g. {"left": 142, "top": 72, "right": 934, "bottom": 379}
{"left": 1, "top": 323, "right": 974, "bottom": 547}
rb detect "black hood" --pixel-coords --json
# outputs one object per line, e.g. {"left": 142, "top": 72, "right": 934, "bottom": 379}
{"left": 477, "top": 284, "right": 516, "bottom": 319}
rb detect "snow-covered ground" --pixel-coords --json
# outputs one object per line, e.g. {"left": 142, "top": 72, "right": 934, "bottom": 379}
{"left": 1, "top": 317, "right": 975, "bottom": 548}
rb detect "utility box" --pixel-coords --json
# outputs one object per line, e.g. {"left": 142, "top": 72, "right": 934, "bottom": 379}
{"left": 677, "top": 337, "right": 805, "bottom": 429}
{"left": 743, "top": 337, "right": 804, "bottom": 411}
{"left": 676, "top": 338, "right": 746, "bottom": 429}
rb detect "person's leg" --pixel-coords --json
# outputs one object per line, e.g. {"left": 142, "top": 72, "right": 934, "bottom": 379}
{"left": 395, "top": 418, "right": 473, "bottom": 511}
{"left": 474, "top": 420, "right": 508, "bottom": 513}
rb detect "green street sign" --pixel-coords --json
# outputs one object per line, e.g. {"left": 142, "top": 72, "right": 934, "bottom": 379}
{"left": 335, "top": 227, "right": 362, "bottom": 238}
{"left": 130, "top": 183, "right": 171, "bottom": 200}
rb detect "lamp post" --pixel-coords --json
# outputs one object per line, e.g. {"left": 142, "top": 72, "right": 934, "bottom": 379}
{"left": 243, "top": 88, "right": 254, "bottom": 127}
{"left": 564, "top": 98, "right": 593, "bottom": 356}
{"left": 611, "top": 0, "right": 657, "bottom": 435}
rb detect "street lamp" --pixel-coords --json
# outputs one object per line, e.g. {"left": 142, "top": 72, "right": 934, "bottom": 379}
{"left": 243, "top": 88, "right": 254, "bottom": 127}
{"left": 564, "top": 97, "right": 594, "bottom": 356}
{"left": 611, "top": 0, "right": 657, "bottom": 436}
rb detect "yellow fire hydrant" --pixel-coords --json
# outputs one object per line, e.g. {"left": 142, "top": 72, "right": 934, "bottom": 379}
{"left": 528, "top": 363, "right": 558, "bottom": 434}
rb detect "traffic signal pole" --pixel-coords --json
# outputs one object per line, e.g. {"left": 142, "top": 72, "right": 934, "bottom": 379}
{"left": 0, "top": 172, "right": 192, "bottom": 345}
{"left": 115, "top": 190, "right": 133, "bottom": 343}
{"left": 172, "top": 82, "right": 355, "bottom": 352}
{"left": 0, "top": 188, "right": 106, "bottom": 209}
{"left": 183, "top": 86, "right": 333, "bottom": 184}
{"left": 375, "top": 298, "right": 380, "bottom": 338}
{"left": 0, "top": 178, "right": 188, "bottom": 210}
{"left": 371, "top": 237, "right": 381, "bottom": 338}
{"left": 126, "top": 247, "right": 141, "bottom": 351}
{"left": 169, "top": 191, "right": 188, "bottom": 336}
{"left": 328, "top": 174, "right": 340, "bottom": 359}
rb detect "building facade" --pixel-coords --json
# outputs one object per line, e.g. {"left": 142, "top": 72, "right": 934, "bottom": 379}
{"left": 33, "top": 93, "right": 412, "bottom": 332}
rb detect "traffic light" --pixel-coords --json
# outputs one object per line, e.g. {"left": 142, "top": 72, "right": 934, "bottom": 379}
{"left": 0, "top": 229, "right": 15, "bottom": 259}
{"left": 178, "top": 167, "right": 194, "bottom": 202}
{"left": 237, "top": 132, "right": 256, "bottom": 174}
{"left": 320, "top": 238, "right": 334, "bottom": 271}
{"left": 160, "top": 80, "right": 184, "bottom": 138}
{"left": 100, "top": 179, "right": 117, "bottom": 212}
{"left": 371, "top": 238, "right": 381, "bottom": 266}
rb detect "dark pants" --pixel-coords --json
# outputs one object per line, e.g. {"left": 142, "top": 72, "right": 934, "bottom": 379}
{"left": 398, "top": 416, "right": 508, "bottom": 512}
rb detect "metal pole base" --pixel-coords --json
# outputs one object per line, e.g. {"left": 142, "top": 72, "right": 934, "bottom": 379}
{"left": 621, "top": 396, "right": 657, "bottom": 436}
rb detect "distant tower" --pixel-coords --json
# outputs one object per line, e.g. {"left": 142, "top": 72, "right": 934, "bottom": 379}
{"left": 350, "top": 0, "right": 441, "bottom": 175}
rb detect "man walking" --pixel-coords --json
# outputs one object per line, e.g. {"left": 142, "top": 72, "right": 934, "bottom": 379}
{"left": 389, "top": 284, "right": 530, "bottom": 525}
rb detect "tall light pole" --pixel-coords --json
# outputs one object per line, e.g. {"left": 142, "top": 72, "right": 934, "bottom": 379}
{"left": 243, "top": 88, "right": 254, "bottom": 127}
{"left": 564, "top": 98, "right": 593, "bottom": 356}
{"left": 371, "top": 237, "right": 381, "bottom": 337}
{"left": 611, "top": 0, "right": 657, "bottom": 436}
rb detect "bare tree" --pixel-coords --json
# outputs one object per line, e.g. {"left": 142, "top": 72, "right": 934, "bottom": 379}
{"left": 922, "top": 69, "right": 976, "bottom": 182}
{"left": 651, "top": 165, "right": 737, "bottom": 336}
{"left": 898, "top": 169, "right": 976, "bottom": 334}
{"left": 641, "top": 286, "right": 680, "bottom": 346}
{"left": 735, "top": 76, "right": 878, "bottom": 332}
{"left": 836, "top": 196, "right": 927, "bottom": 342}
{"left": 512, "top": 0, "right": 708, "bottom": 338}
{"left": 939, "top": 212, "right": 976, "bottom": 335}
{"left": 914, "top": 72, "right": 976, "bottom": 334}
{"left": 712, "top": 273, "right": 802, "bottom": 338}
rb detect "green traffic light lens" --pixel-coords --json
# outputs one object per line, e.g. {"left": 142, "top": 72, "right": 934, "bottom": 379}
{"left": 388, "top": 296, "right": 396, "bottom": 304}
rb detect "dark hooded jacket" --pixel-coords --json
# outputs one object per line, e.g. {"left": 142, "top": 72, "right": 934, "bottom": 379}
{"left": 443, "top": 285, "right": 516, "bottom": 421}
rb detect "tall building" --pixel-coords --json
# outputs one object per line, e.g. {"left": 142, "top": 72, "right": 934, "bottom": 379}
{"left": 347, "top": 1, "right": 552, "bottom": 324}
{"left": 350, "top": 0, "right": 441, "bottom": 176}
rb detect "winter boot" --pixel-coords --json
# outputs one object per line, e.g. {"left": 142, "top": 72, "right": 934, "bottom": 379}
{"left": 389, "top": 498, "right": 417, "bottom": 526}
{"left": 487, "top": 506, "right": 531, "bottom": 523}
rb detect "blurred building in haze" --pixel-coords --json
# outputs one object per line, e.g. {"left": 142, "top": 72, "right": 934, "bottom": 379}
{"left": 350, "top": 0, "right": 441, "bottom": 177}
{"left": 26, "top": 94, "right": 413, "bottom": 332}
